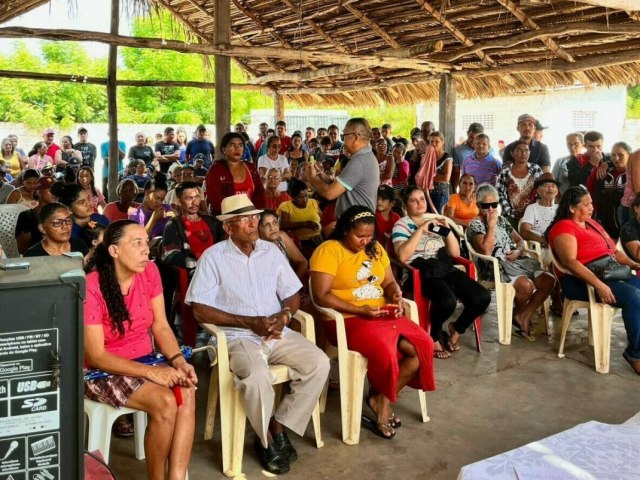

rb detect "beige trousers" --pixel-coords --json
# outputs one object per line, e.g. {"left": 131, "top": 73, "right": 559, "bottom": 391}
{"left": 227, "top": 331, "right": 330, "bottom": 447}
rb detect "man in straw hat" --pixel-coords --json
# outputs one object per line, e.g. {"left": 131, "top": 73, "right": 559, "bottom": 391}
{"left": 186, "top": 194, "right": 329, "bottom": 475}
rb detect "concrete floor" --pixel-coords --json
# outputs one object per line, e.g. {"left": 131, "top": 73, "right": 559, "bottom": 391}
{"left": 106, "top": 299, "right": 640, "bottom": 479}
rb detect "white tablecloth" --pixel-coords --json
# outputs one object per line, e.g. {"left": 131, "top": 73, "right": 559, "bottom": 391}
{"left": 458, "top": 420, "right": 640, "bottom": 480}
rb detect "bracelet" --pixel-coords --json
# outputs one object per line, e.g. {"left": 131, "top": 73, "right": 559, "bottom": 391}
{"left": 284, "top": 309, "right": 293, "bottom": 324}
{"left": 168, "top": 353, "right": 183, "bottom": 367}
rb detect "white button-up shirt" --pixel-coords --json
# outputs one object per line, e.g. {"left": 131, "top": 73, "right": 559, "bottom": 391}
{"left": 185, "top": 237, "right": 302, "bottom": 345}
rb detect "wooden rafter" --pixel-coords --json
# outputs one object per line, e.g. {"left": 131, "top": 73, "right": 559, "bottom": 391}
{"left": 0, "top": 0, "right": 46, "bottom": 24}
{"left": 279, "top": 0, "right": 382, "bottom": 84}
{"left": 155, "top": 0, "right": 261, "bottom": 78}
{"left": 249, "top": 39, "right": 445, "bottom": 84}
{"left": 414, "top": 0, "right": 496, "bottom": 67}
{"left": 0, "top": 26, "right": 447, "bottom": 72}
{"left": 495, "top": 0, "right": 575, "bottom": 63}
{"left": 343, "top": 3, "right": 401, "bottom": 50}
{"left": 433, "top": 21, "right": 640, "bottom": 63}
{"left": 628, "top": 11, "right": 640, "bottom": 22}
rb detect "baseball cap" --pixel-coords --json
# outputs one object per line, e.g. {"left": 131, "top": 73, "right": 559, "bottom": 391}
{"left": 43, "top": 128, "right": 55, "bottom": 136}
{"left": 196, "top": 124, "right": 206, "bottom": 131}
{"left": 467, "top": 123, "right": 484, "bottom": 134}
{"left": 36, "top": 176, "right": 55, "bottom": 191}
{"left": 193, "top": 153, "right": 205, "bottom": 163}
{"left": 534, "top": 120, "right": 547, "bottom": 131}
{"left": 517, "top": 113, "right": 536, "bottom": 125}
{"left": 410, "top": 127, "right": 422, "bottom": 139}
{"left": 67, "top": 157, "right": 82, "bottom": 168}
{"left": 42, "top": 163, "right": 54, "bottom": 171}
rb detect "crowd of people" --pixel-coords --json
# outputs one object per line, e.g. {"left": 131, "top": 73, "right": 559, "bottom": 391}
{"left": 3, "top": 113, "right": 640, "bottom": 478}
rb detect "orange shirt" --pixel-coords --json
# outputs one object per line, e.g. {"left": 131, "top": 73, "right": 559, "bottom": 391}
{"left": 447, "top": 194, "right": 479, "bottom": 222}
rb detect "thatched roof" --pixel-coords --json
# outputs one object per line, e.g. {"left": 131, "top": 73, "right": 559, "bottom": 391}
{"left": 1, "top": 0, "right": 640, "bottom": 106}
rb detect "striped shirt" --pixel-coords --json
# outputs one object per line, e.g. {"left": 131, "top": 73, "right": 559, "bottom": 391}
{"left": 391, "top": 216, "right": 445, "bottom": 264}
{"left": 185, "top": 237, "right": 302, "bottom": 346}
{"left": 461, "top": 153, "right": 502, "bottom": 186}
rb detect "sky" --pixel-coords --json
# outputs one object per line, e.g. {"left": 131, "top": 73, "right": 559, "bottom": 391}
{"left": 0, "top": 0, "right": 132, "bottom": 58}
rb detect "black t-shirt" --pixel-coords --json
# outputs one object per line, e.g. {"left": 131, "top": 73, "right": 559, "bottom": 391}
{"left": 129, "top": 145, "right": 156, "bottom": 167}
{"left": 154, "top": 141, "right": 181, "bottom": 173}
{"left": 24, "top": 237, "right": 89, "bottom": 257}
{"left": 74, "top": 142, "right": 97, "bottom": 169}
{"left": 15, "top": 209, "right": 42, "bottom": 249}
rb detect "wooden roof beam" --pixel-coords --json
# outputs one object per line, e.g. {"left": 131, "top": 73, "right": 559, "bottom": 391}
{"left": 434, "top": 21, "right": 640, "bottom": 62}
{"left": 414, "top": 0, "right": 496, "bottom": 67}
{"left": 495, "top": 0, "right": 575, "bottom": 63}
{"left": 248, "top": 39, "right": 445, "bottom": 84}
{"left": 628, "top": 11, "right": 640, "bottom": 22}
{"left": 342, "top": 4, "right": 402, "bottom": 49}
{"left": 0, "top": 26, "right": 447, "bottom": 72}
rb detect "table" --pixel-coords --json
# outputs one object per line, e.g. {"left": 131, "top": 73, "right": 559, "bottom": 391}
{"left": 458, "top": 417, "right": 640, "bottom": 479}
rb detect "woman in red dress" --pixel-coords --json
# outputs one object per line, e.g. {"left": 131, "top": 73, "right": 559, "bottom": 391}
{"left": 310, "top": 205, "right": 435, "bottom": 440}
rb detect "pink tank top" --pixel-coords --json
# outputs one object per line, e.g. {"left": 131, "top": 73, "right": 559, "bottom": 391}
{"left": 621, "top": 153, "right": 639, "bottom": 207}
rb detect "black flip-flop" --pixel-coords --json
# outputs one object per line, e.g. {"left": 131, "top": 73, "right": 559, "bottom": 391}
{"left": 365, "top": 394, "right": 401, "bottom": 429}
{"left": 361, "top": 415, "right": 395, "bottom": 440}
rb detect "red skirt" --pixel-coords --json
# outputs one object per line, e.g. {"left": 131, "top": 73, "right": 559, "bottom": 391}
{"left": 325, "top": 315, "right": 436, "bottom": 402}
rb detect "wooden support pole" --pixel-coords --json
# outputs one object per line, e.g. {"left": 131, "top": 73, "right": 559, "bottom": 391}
{"left": 107, "top": 0, "right": 119, "bottom": 202}
{"left": 274, "top": 94, "right": 285, "bottom": 123}
{"left": 439, "top": 74, "right": 456, "bottom": 162}
{"left": 215, "top": 0, "right": 231, "bottom": 158}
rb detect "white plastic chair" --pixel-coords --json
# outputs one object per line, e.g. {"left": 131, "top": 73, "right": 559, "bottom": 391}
{"left": 84, "top": 398, "right": 146, "bottom": 463}
{"left": 466, "top": 230, "right": 516, "bottom": 345}
{"left": 0, "top": 204, "right": 28, "bottom": 258}
{"left": 523, "top": 240, "right": 551, "bottom": 333}
{"left": 202, "top": 310, "right": 323, "bottom": 478}
{"left": 550, "top": 249, "right": 617, "bottom": 374}
{"left": 309, "top": 281, "right": 429, "bottom": 445}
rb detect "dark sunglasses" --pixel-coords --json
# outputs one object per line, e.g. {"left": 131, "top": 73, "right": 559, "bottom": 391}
{"left": 479, "top": 202, "right": 499, "bottom": 209}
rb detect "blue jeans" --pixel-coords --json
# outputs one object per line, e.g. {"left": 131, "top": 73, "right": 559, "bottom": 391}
{"left": 560, "top": 275, "right": 640, "bottom": 360}
{"left": 430, "top": 183, "right": 450, "bottom": 214}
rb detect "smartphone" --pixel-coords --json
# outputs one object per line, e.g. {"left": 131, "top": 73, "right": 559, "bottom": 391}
{"left": 428, "top": 223, "right": 451, "bottom": 237}
{"left": 380, "top": 304, "right": 398, "bottom": 315}
{"left": 0, "top": 261, "right": 30, "bottom": 271}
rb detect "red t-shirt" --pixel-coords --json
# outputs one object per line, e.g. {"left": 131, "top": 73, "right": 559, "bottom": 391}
{"left": 233, "top": 164, "right": 255, "bottom": 199}
{"left": 84, "top": 261, "right": 162, "bottom": 361}
{"left": 549, "top": 218, "right": 615, "bottom": 275}
{"left": 47, "top": 143, "right": 61, "bottom": 161}
{"left": 279, "top": 136, "right": 292, "bottom": 155}
{"left": 265, "top": 192, "right": 291, "bottom": 212}
{"left": 181, "top": 217, "right": 215, "bottom": 259}
{"left": 375, "top": 210, "right": 400, "bottom": 244}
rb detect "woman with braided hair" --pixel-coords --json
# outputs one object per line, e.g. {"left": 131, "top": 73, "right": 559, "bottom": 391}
{"left": 310, "top": 205, "right": 435, "bottom": 440}
{"left": 83, "top": 220, "right": 196, "bottom": 480}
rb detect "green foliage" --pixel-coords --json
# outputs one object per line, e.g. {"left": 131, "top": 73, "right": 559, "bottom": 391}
{"left": 628, "top": 86, "right": 640, "bottom": 119}
{"left": 348, "top": 105, "right": 417, "bottom": 137}
{"left": 0, "top": 41, "right": 107, "bottom": 129}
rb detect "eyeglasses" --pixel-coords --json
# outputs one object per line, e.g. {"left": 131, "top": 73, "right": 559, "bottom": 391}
{"left": 479, "top": 202, "right": 499, "bottom": 210}
{"left": 340, "top": 132, "right": 357, "bottom": 141}
{"left": 267, "top": 175, "right": 280, "bottom": 180}
{"left": 226, "top": 213, "right": 260, "bottom": 225}
{"left": 262, "top": 218, "right": 279, "bottom": 229}
{"left": 49, "top": 217, "right": 74, "bottom": 228}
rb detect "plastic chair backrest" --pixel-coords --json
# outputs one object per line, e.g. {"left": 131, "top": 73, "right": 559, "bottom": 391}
{"left": 0, "top": 204, "right": 29, "bottom": 258}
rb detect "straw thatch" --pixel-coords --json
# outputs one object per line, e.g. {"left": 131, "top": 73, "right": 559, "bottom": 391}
{"left": 1, "top": 0, "right": 640, "bottom": 106}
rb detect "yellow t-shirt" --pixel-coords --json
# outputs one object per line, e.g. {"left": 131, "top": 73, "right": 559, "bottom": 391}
{"left": 310, "top": 240, "right": 389, "bottom": 315}
{"left": 447, "top": 194, "right": 479, "bottom": 222}
{"left": 4, "top": 153, "right": 21, "bottom": 176}
{"left": 277, "top": 198, "right": 321, "bottom": 240}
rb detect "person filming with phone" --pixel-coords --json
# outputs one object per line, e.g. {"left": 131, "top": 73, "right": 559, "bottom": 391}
{"left": 310, "top": 205, "right": 435, "bottom": 440}
{"left": 393, "top": 185, "right": 491, "bottom": 359}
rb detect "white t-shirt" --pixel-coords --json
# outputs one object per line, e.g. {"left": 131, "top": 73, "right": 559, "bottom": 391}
{"left": 519, "top": 202, "right": 558, "bottom": 235}
{"left": 257, "top": 154, "right": 289, "bottom": 192}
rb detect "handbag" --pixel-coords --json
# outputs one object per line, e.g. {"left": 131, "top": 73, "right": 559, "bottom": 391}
{"left": 584, "top": 220, "right": 632, "bottom": 282}
{"left": 585, "top": 255, "right": 632, "bottom": 282}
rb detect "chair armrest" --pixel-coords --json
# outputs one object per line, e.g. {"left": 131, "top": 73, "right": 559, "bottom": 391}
{"left": 308, "top": 286, "right": 350, "bottom": 359}
{"left": 293, "top": 309, "right": 316, "bottom": 344}
{"left": 389, "top": 256, "right": 421, "bottom": 294}
{"left": 467, "top": 249, "right": 502, "bottom": 286}
{"left": 202, "top": 323, "right": 227, "bottom": 368}
{"left": 452, "top": 256, "right": 476, "bottom": 278}
{"left": 403, "top": 299, "right": 419, "bottom": 326}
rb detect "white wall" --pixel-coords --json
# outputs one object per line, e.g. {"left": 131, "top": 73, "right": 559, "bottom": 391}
{"left": 416, "top": 85, "right": 629, "bottom": 162}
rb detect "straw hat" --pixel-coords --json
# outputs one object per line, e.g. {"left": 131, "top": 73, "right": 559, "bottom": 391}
{"left": 216, "top": 194, "right": 263, "bottom": 222}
